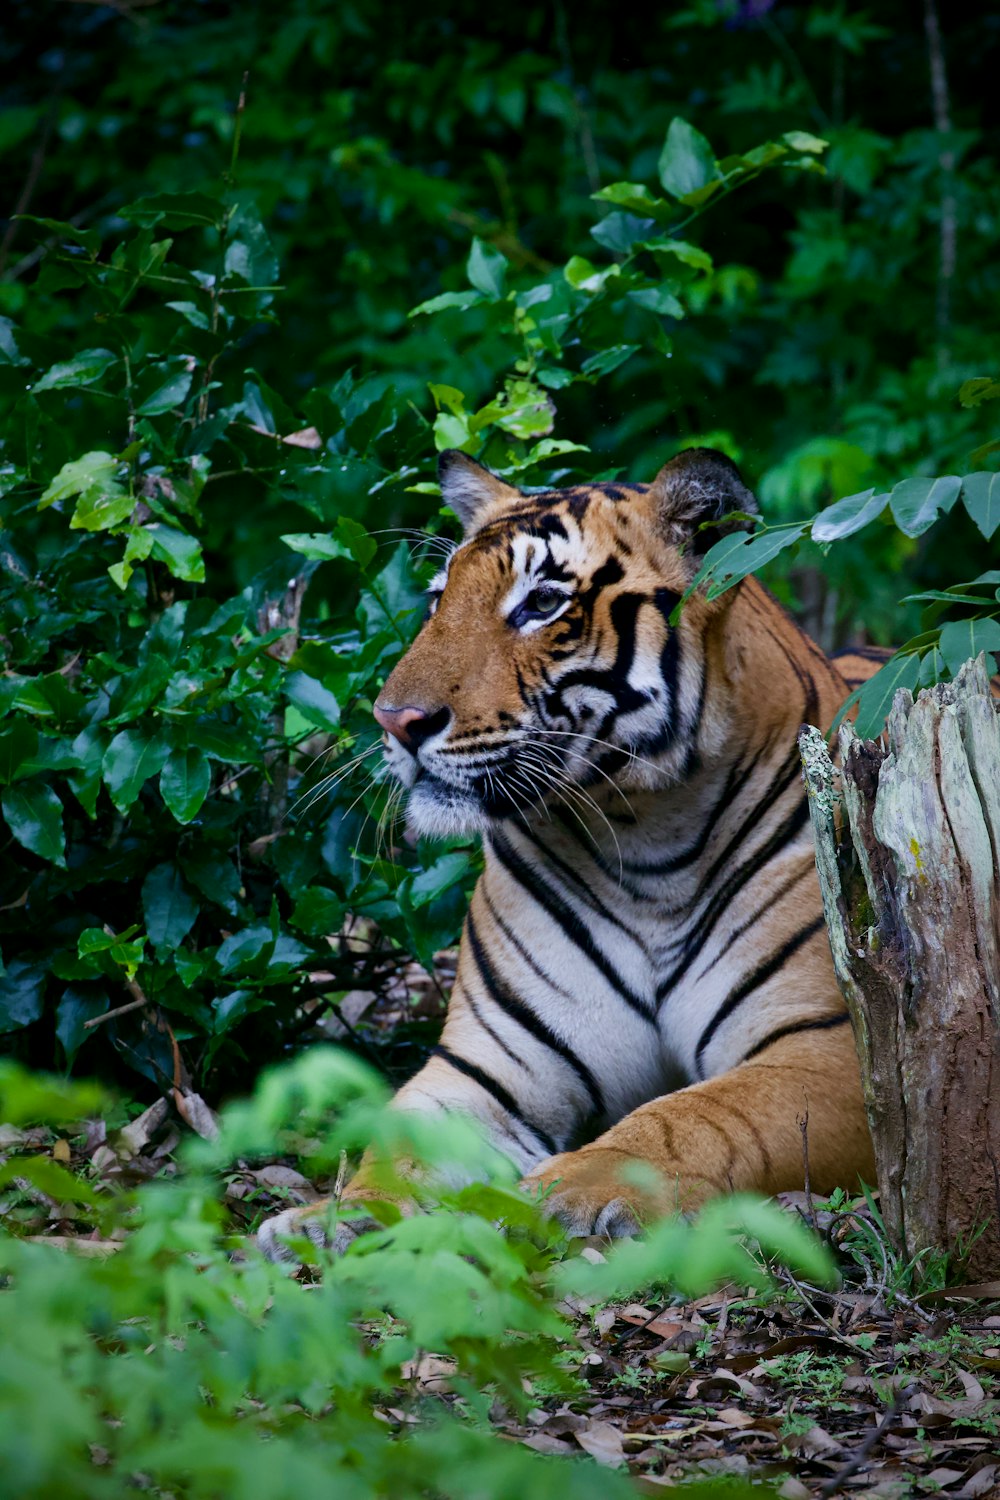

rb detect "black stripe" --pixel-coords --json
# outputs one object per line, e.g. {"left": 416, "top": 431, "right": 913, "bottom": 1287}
{"left": 656, "top": 791, "right": 811, "bottom": 1003}
{"left": 693, "top": 915, "right": 826, "bottom": 1076}
{"left": 431, "top": 1044, "right": 557, "bottom": 1155}
{"left": 742, "top": 1011, "right": 850, "bottom": 1063}
{"left": 681, "top": 653, "right": 708, "bottom": 777}
{"left": 697, "top": 857, "right": 814, "bottom": 978}
{"left": 516, "top": 820, "right": 632, "bottom": 936}
{"left": 693, "top": 746, "right": 802, "bottom": 898}
{"left": 830, "top": 645, "right": 892, "bottom": 663}
{"left": 466, "top": 910, "right": 606, "bottom": 1115}
{"left": 622, "top": 752, "right": 760, "bottom": 877}
{"left": 483, "top": 887, "right": 575, "bottom": 1003}
{"left": 491, "top": 831, "right": 655, "bottom": 1022}
{"left": 462, "top": 987, "right": 525, "bottom": 1069}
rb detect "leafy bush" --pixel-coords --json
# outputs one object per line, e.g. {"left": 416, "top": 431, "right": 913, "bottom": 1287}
{"left": 0, "top": 112, "right": 830, "bottom": 1087}
{"left": 0, "top": 181, "right": 477, "bottom": 1088}
{"left": 0, "top": 1055, "right": 832, "bottom": 1498}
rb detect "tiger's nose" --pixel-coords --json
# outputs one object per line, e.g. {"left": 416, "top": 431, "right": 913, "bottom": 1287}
{"left": 374, "top": 702, "right": 450, "bottom": 752}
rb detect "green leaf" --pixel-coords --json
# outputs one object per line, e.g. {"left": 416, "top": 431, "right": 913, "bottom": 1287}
{"left": 109, "top": 523, "right": 155, "bottom": 589}
{"left": 159, "top": 746, "right": 211, "bottom": 824}
{"left": 888, "top": 475, "right": 962, "bottom": 537}
{"left": 591, "top": 212, "right": 655, "bottom": 254}
{"left": 39, "top": 451, "right": 119, "bottom": 509}
{"left": 405, "top": 851, "right": 474, "bottom": 909}
{"left": 466, "top": 238, "right": 507, "bottom": 300}
{"left": 0, "top": 959, "right": 47, "bottom": 1035}
{"left": 55, "top": 985, "right": 108, "bottom": 1065}
{"left": 70, "top": 482, "right": 132, "bottom": 532}
{"left": 135, "top": 367, "right": 194, "bottom": 416}
{"left": 781, "top": 130, "right": 828, "bottom": 154}
{"left": 812, "top": 487, "right": 887, "bottom": 542}
{"left": 224, "top": 201, "right": 280, "bottom": 287}
{"left": 214, "top": 924, "right": 274, "bottom": 977}
{"left": 282, "top": 519, "right": 377, "bottom": 570}
{"left": 281, "top": 532, "right": 355, "bottom": 563}
{"left": 181, "top": 849, "right": 242, "bottom": 917}
{"left": 101, "top": 728, "right": 170, "bottom": 812}
{"left": 580, "top": 344, "right": 640, "bottom": 379}
{"left": 960, "top": 471, "right": 1000, "bottom": 539}
{"left": 938, "top": 617, "right": 1000, "bottom": 678}
{"left": 0, "top": 720, "right": 39, "bottom": 785}
{"left": 120, "top": 191, "right": 225, "bottom": 229}
{"left": 148, "top": 524, "right": 205, "bottom": 582}
{"left": 564, "top": 255, "right": 617, "bottom": 293}
{"left": 290, "top": 887, "right": 345, "bottom": 938}
{"left": 848, "top": 652, "right": 923, "bottom": 739}
{"left": 642, "top": 237, "right": 713, "bottom": 271}
{"left": 32, "top": 348, "right": 117, "bottom": 393}
{"left": 284, "top": 671, "right": 342, "bottom": 732}
{"left": 0, "top": 1154, "right": 99, "bottom": 1204}
{"left": 694, "top": 523, "right": 809, "bottom": 602}
{"left": 591, "top": 181, "right": 672, "bottom": 219}
{"left": 410, "top": 289, "right": 484, "bottom": 317}
{"left": 165, "top": 299, "right": 211, "bottom": 330}
{"left": 658, "top": 118, "right": 720, "bottom": 200}
{"left": 2, "top": 781, "right": 66, "bottom": 867}
{"left": 627, "top": 285, "right": 685, "bottom": 319}
{"left": 142, "top": 862, "right": 199, "bottom": 957}
{"left": 958, "top": 376, "right": 1000, "bottom": 408}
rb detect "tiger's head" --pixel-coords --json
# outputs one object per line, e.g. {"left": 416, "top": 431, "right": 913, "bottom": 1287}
{"left": 375, "top": 447, "right": 757, "bottom": 837}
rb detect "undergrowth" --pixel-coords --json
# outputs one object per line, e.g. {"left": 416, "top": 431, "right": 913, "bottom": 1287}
{"left": 0, "top": 1052, "right": 834, "bottom": 1499}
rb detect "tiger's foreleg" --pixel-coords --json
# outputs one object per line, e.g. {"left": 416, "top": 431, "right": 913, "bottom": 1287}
{"left": 522, "top": 1023, "right": 874, "bottom": 1237}
{"left": 256, "top": 974, "right": 599, "bottom": 1261}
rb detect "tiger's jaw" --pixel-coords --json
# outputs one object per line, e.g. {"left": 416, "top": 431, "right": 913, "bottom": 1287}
{"left": 405, "top": 771, "right": 491, "bottom": 838}
{"left": 382, "top": 728, "right": 633, "bottom": 840}
{"left": 381, "top": 735, "right": 492, "bottom": 838}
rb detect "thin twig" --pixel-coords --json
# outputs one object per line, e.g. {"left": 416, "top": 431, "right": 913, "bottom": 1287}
{"left": 799, "top": 1108, "right": 816, "bottom": 1230}
{"left": 923, "top": 0, "right": 956, "bottom": 361}
{"left": 818, "top": 1384, "right": 914, "bottom": 1498}
{"left": 0, "top": 107, "right": 56, "bottom": 276}
{"left": 83, "top": 977, "right": 150, "bottom": 1030}
{"left": 778, "top": 1265, "right": 859, "bottom": 1353}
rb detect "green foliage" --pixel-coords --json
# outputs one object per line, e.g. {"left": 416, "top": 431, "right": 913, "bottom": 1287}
{"left": 0, "top": 0, "right": 997, "bottom": 1074}
{"left": 0, "top": 1054, "right": 820, "bottom": 1499}
{"left": 0, "top": 185, "right": 489, "bottom": 1087}
{"left": 681, "top": 470, "right": 1000, "bottom": 736}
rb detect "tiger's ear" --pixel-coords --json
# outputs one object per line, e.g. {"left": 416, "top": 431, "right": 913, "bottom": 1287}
{"left": 650, "top": 448, "right": 758, "bottom": 553}
{"left": 438, "top": 451, "right": 521, "bottom": 536}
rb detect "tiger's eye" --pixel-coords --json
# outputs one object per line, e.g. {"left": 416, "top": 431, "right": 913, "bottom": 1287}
{"left": 526, "top": 587, "right": 564, "bottom": 616}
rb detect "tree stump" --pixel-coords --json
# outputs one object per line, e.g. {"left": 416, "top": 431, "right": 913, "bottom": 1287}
{"left": 799, "top": 656, "right": 1000, "bottom": 1281}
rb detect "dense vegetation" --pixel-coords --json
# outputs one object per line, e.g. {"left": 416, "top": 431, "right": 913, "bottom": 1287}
{"left": 1, "top": 3, "right": 999, "bottom": 1494}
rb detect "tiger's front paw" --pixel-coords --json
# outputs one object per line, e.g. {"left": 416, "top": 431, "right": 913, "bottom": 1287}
{"left": 521, "top": 1148, "right": 643, "bottom": 1240}
{"left": 256, "top": 1197, "right": 377, "bottom": 1265}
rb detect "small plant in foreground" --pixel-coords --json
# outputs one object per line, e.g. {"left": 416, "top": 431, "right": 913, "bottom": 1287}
{"left": 0, "top": 1051, "right": 833, "bottom": 1500}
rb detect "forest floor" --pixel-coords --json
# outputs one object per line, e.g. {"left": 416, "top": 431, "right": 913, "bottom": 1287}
{"left": 5, "top": 1100, "right": 999, "bottom": 1500}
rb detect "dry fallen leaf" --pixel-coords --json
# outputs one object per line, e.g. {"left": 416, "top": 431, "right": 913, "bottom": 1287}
{"left": 782, "top": 1424, "right": 842, "bottom": 1459}
{"left": 251, "top": 1164, "right": 317, "bottom": 1199}
{"left": 573, "top": 1420, "right": 626, "bottom": 1468}
{"left": 965, "top": 1462, "right": 1000, "bottom": 1498}
{"left": 119, "top": 1098, "right": 170, "bottom": 1157}
{"left": 521, "top": 1434, "right": 575, "bottom": 1457}
{"left": 714, "top": 1407, "right": 757, "bottom": 1429}
{"left": 400, "top": 1355, "right": 457, "bottom": 1393}
{"left": 173, "top": 1090, "right": 220, "bottom": 1141}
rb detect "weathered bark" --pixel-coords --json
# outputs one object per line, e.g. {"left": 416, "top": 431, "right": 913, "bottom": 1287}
{"left": 800, "top": 657, "right": 1000, "bottom": 1280}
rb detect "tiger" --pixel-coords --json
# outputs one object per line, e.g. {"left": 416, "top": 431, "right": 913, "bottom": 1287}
{"left": 258, "top": 445, "right": 878, "bottom": 1261}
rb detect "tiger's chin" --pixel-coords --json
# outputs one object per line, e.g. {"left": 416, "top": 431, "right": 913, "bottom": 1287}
{"left": 404, "top": 777, "right": 491, "bottom": 839}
